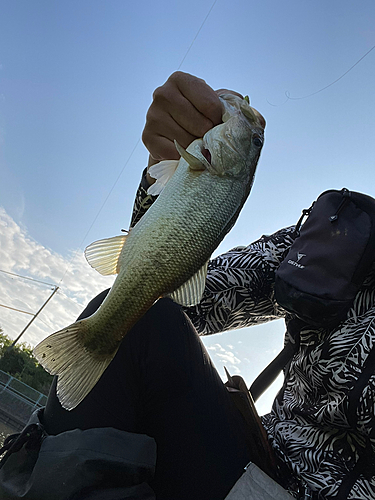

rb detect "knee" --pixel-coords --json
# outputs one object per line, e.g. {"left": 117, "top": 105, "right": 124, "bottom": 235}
{"left": 141, "top": 297, "right": 186, "bottom": 328}
{"left": 131, "top": 297, "right": 198, "bottom": 349}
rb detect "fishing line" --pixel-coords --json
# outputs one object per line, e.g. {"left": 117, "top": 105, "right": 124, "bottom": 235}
{"left": 177, "top": 0, "right": 218, "bottom": 70}
{"left": 57, "top": 0, "right": 219, "bottom": 288}
{"left": 267, "top": 43, "right": 375, "bottom": 105}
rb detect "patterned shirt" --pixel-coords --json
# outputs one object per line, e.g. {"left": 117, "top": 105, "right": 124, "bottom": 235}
{"left": 131, "top": 173, "right": 375, "bottom": 500}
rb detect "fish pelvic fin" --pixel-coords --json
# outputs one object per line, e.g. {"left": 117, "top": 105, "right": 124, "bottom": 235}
{"left": 34, "top": 322, "right": 116, "bottom": 410}
{"left": 147, "top": 159, "right": 179, "bottom": 195}
{"left": 167, "top": 261, "right": 208, "bottom": 306}
{"left": 85, "top": 234, "right": 128, "bottom": 275}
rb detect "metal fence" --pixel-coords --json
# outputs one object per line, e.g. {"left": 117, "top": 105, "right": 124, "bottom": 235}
{"left": 0, "top": 369, "right": 47, "bottom": 428}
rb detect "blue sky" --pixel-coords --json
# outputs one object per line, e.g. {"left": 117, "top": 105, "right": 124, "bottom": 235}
{"left": 0, "top": 0, "right": 374, "bottom": 413}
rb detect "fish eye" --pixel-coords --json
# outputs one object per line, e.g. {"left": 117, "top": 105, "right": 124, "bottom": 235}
{"left": 252, "top": 135, "right": 263, "bottom": 148}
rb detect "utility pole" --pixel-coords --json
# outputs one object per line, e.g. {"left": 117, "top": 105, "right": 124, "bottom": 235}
{"left": 9, "top": 286, "right": 59, "bottom": 348}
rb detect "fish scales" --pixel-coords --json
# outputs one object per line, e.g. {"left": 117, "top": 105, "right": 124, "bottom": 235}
{"left": 34, "top": 93, "right": 265, "bottom": 409}
{"left": 84, "top": 167, "right": 245, "bottom": 348}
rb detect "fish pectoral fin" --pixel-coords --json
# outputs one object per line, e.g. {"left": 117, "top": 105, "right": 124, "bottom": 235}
{"left": 85, "top": 234, "right": 128, "bottom": 275}
{"left": 167, "top": 261, "right": 209, "bottom": 306}
{"left": 174, "top": 140, "right": 206, "bottom": 171}
{"left": 147, "top": 160, "right": 179, "bottom": 195}
{"left": 33, "top": 321, "right": 116, "bottom": 410}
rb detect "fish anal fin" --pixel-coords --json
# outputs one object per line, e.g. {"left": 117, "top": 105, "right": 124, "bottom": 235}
{"left": 85, "top": 234, "right": 128, "bottom": 276}
{"left": 167, "top": 261, "right": 208, "bottom": 306}
{"left": 33, "top": 321, "right": 116, "bottom": 410}
{"left": 147, "top": 160, "right": 179, "bottom": 195}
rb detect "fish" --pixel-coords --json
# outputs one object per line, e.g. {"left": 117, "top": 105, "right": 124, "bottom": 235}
{"left": 33, "top": 93, "right": 265, "bottom": 410}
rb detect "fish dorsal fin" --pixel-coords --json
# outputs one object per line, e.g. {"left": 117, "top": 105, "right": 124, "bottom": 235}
{"left": 167, "top": 261, "right": 209, "bottom": 306}
{"left": 85, "top": 234, "right": 128, "bottom": 275}
{"left": 147, "top": 159, "right": 179, "bottom": 195}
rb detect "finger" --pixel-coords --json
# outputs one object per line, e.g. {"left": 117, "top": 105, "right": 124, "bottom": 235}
{"left": 166, "top": 92, "right": 217, "bottom": 138}
{"left": 170, "top": 72, "right": 223, "bottom": 126}
{"left": 152, "top": 82, "right": 218, "bottom": 139}
{"left": 143, "top": 107, "right": 196, "bottom": 160}
{"left": 145, "top": 135, "right": 179, "bottom": 163}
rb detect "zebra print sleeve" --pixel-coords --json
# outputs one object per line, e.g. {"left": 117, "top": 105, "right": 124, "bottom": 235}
{"left": 130, "top": 168, "right": 158, "bottom": 229}
{"left": 185, "top": 227, "right": 298, "bottom": 336}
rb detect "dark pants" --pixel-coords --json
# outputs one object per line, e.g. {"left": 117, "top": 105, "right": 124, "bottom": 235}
{"left": 43, "top": 295, "right": 252, "bottom": 500}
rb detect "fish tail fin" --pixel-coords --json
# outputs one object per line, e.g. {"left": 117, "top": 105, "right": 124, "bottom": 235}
{"left": 34, "top": 321, "right": 115, "bottom": 411}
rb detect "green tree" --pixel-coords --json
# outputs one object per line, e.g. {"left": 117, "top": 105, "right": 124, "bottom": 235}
{"left": 0, "top": 329, "right": 53, "bottom": 395}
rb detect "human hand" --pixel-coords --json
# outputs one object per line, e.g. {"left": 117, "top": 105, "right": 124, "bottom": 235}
{"left": 142, "top": 71, "right": 243, "bottom": 184}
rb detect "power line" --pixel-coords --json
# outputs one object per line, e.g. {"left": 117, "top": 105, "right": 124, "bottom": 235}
{"left": 0, "top": 304, "right": 34, "bottom": 316}
{"left": 57, "top": 139, "right": 140, "bottom": 286}
{"left": 0, "top": 269, "right": 56, "bottom": 288}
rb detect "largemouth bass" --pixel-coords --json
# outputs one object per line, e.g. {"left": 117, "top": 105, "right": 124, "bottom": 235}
{"left": 34, "top": 94, "right": 265, "bottom": 410}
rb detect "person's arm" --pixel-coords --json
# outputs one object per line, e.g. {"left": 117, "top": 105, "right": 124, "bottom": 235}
{"left": 184, "top": 226, "right": 297, "bottom": 335}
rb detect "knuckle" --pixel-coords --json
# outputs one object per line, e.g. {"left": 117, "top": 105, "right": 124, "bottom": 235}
{"left": 168, "top": 71, "right": 185, "bottom": 82}
{"left": 152, "top": 85, "right": 167, "bottom": 102}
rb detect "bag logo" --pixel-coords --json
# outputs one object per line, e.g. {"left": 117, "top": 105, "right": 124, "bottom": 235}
{"left": 287, "top": 253, "right": 306, "bottom": 269}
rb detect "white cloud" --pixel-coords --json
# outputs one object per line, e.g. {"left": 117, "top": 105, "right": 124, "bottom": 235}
{"left": 0, "top": 207, "right": 114, "bottom": 346}
{"left": 206, "top": 342, "right": 241, "bottom": 374}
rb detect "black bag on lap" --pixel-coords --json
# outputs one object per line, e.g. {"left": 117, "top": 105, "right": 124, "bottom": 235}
{"left": 0, "top": 409, "right": 156, "bottom": 500}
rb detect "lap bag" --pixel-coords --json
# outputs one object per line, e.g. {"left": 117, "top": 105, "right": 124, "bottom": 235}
{"left": 275, "top": 188, "right": 375, "bottom": 326}
{"left": 0, "top": 409, "right": 156, "bottom": 500}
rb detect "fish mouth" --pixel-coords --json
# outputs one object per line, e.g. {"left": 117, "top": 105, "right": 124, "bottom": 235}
{"left": 201, "top": 147, "right": 212, "bottom": 164}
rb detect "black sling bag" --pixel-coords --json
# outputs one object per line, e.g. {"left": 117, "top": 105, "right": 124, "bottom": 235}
{"left": 250, "top": 187, "right": 375, "bottom": 400}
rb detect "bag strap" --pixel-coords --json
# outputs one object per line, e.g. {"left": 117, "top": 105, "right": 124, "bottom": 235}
{"left": 225, "top": 371, "right": 279, "bottom": 480}
{"left": 249, "top": 319, "right": 303, "bottom": 402}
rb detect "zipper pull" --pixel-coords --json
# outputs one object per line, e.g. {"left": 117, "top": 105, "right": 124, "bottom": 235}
{"left": 329, "top": 188, "right": 351, "bottom": 222}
